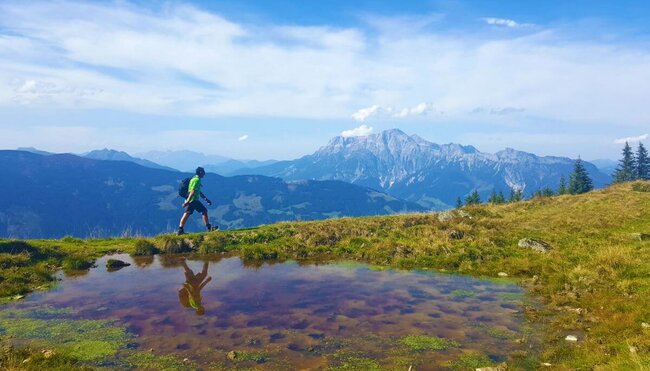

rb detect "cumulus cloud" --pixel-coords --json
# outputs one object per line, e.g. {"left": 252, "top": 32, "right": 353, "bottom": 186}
{"left": 352, "top": 103, "right": 433, "bottom": 122}
{"left": 351, "top": 105, "right": 381, "bottom": 122}
{"left": 0, "top": 1, "right": 648, "bottom": 129}
{"left": 238, "top": 135, "right": 249, "bottom": 141}
{"left": 482, "top": 17, "right": 529, "bottom": 28}
{"left": 614, "top": 134, "right": 648, "bottom": 144}
{"left": 341, "top": 124, "right": 374, "bottom": 137}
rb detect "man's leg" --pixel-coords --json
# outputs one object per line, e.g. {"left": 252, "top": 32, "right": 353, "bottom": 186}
{"left": 202, "top": 211, "right": 212, "bottom": 231}
{"left": 178, "top": 212, "right": 190, "bottom": 235}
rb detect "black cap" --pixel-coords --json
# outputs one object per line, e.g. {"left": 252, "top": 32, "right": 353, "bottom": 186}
{"left": 196, "top": 167, "right": 205, "bottom": 175}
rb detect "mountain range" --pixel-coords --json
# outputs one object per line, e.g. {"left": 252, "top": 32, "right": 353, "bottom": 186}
{"left": 135, "top": 150, "right": 278, "bottom": 174}
{"left": 231, "top": 129, "right": 611, "bottom": 208}
{"left": 0, "top": 151, "right": 422, "bottom": 239}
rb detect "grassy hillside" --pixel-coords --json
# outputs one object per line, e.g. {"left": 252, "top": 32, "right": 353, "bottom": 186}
{"left": 1, "top": 181, "right": 649, "bottom": 370}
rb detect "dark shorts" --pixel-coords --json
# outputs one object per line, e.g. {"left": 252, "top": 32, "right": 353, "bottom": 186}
{"left": 184, "top": 200, "right": 207, "bottom": 215}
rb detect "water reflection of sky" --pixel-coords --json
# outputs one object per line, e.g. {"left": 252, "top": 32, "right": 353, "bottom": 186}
{"left": 13, "top": 253, "right": 527, "bottom": 369}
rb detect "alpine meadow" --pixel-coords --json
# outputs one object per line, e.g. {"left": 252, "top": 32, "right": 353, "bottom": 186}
{"left": 1, "top": 1, "right": 650, "bottom": 370}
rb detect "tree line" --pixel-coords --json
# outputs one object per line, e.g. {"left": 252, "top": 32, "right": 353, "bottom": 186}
{"left": 456, "top": 140, "right": 648, "bottom": 208}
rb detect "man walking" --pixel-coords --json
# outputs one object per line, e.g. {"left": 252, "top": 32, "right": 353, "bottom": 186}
{"left": 178, "top": 167, "right": 215, "bottom": 235}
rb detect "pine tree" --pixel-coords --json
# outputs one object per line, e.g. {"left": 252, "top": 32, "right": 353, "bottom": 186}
{"left": 636, "top": 142, "right": 649, "bottom": 180}
{"left": 541, "top": 187, "right": 555, "bottom": 197}
{"left": 558, "top": 175, "right": 567, "bottom": 195}
{"left": 508, "top": 188, "right": 523, "bottom": 202}
{"left": 455, "top": 197, "right": 463, "bottom": 208}
{"left": 613, "top": 141, "right": 637, "bottom": 182}
{"left": 568, "top": 158, "right": 593, "bottom": 194}
{"left": 497, "top": 190, "right": 506, "bottom": 204}
{"left": 465, "top": 190, "right": 481, "bottom": 205}
{"left": 488, "top": 189, "right": 498, "bottom": 204}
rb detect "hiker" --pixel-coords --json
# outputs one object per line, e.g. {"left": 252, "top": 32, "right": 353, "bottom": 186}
{"left": 178, "top": 166, "right": 215, "bottom": 235}
{"left": 178, "top": 258, "right": 212, "bottom": 316}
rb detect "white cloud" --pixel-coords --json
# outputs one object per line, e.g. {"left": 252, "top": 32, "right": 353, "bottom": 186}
{"left": 614, "top": 134, "right": 648, "bottom": 144}
{"left": 351, "top": 105, "right": 381, "bottom": 122}
{"left": 341, "top": 124, "right": 374, "bottom": 137}
{"left": 352, "top": 103, "right": 433, "bottom": 121}
{"left": 0, "top": 1, "right": 648, "bottom": 130}
{"left": 238, "top": 134, "right": 249, "bottom": 141}
{"left": 482, "top": 17, "right": 528, "bottom": 28}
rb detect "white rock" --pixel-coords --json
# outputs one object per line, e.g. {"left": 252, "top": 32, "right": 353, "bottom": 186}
{"left": 541, "top": 363, "right": 552, "bottom": 367}
{"left": 498, "top": 272, "right": 508, "bottom": 277}
{"left": 565, "top": 335, "right": 578, "bottom": 342}
{"left": 642, "top": 322, "right": 650, "bottom": 329}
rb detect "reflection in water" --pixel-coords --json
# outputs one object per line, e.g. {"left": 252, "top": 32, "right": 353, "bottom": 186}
{"left": 178, "top": 259, "right": 211, "bottom": 316}
{"left": 10, "top": 254, "right": 530, "bottom": 370}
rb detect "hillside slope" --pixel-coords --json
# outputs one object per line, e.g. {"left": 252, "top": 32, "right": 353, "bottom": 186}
{"left": 0, "top": 151, "right": 423, "bottom": 238}
{"left": 1, "top": 182, "right": 649, "bottom": 369}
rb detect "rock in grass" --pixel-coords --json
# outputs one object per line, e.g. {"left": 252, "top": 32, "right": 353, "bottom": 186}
{"left": 106, "top": 259, "right": 130, "bottom": 270}
{"left": 227, "top": 351, "right": 237, "bottom": 360}
{"left": 630, "top": 233, "right": 650, "bottom": 241}
{"left": 565, "top": 335, "right": 578, "bottom": 342}
{"left": 448, "top": 229, "right": 464, "bottom": 240}
{"left": 518, "top": 238, "right": 552, "bottom": 253}
{"left": 642, "top": 322, "right": 649, "bottom": 329}
{"left": 498, "top": 272, "right": 508, "bottom": 277}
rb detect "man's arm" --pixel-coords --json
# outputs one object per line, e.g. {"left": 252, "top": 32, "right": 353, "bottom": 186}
{"left": 183, "top": 190, "right": 195, "bottom": 206}
{"left": 200, "top": 192, "right": 212, "bottom": 206}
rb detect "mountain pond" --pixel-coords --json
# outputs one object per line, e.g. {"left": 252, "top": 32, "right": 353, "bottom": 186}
{"left": 2, "top": 254, "right": 532, "bottom": 370}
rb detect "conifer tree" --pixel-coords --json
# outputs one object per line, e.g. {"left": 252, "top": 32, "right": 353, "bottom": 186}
{"left": 613, "top": 141, "right": 637, "bottom": 183}
{"left": 488, "top": 189, "right": 498, "bottom": 204}
{"left": 455, "top": 197, "right": 463, "bottom": 208}
{"left": 508, "top": 188, "right": 523, "bottom": 202}
{"left": 558, "top": 175, "right": 567, "bottom": 195}
{"left": 497, "top": 190, "right": 506, "bottom": 204}
{"left": 636, "top": 142, "right": 649, "bottom": 180}
{"left": 465, "top": 190, "right": 481, "bottom": 205}
{"left": 568, "top": 158, "right": 593, "bottom": 194}
{"left": 541, "top": 187, "right": 555, "bottom": 197}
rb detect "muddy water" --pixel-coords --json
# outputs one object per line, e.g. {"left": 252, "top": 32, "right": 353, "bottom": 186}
{"left": 9, "top": 254, "right": 527, "bottom": 370}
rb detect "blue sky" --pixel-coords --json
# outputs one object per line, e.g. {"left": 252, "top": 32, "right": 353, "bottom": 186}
{"left": 0, "top": 0, "right": 649, "bottom": 160}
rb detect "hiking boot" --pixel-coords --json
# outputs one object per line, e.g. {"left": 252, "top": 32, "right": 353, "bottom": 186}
{"left": 206, "top": 224, "right": 218, "bottom": 232}
{"left": 177, "top": 227, "right": 184, "bottom": 235}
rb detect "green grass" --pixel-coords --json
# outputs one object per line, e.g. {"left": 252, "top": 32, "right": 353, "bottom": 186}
{"left": 1, "top": 181, "right": 649, "bottom": 369}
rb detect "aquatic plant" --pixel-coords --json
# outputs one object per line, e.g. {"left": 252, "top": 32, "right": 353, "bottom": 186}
{"left": 399, "top": 335, "right": 460, "bottom": 351}
{"left": 328, "top": 350, "right": 382, "bottom": 371}
{"left": 450, "top": 289, "right": 475, "bottom": 298}
{"left": 446, "top": 353, "right": 494, "bottom": 370}
{"left": 125, "top": 352, "right": 196, "bottom": 370}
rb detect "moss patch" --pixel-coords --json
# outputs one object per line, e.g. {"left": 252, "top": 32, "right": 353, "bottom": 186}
{"left": 328, "top": 350, "right": 382, "bottom": 371}
{"left": 446, "top": 353, "right": 494, "bottom": 371}
{"left": 399, "top": 335, "right": 460, "bottom": 351}
{"left": 0, "top": 307, "right": 131, "bottom": 362}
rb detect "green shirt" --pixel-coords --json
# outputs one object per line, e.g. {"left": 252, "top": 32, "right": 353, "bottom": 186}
{"left": 188, "top": 175, "right": 202, "bottom": 202}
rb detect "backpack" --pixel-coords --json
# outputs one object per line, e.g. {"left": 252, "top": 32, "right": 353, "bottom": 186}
{"left": 178, "top": 177, "right": 191, "bottom": 198}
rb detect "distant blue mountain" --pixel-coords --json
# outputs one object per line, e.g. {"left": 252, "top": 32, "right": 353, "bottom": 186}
{"left": 0, "top": 150, "right": 423, "bottom": 239}
{"left": 84, "top": 148, "right": 178, "bottom": 172}
{"left": 232, "top": 129, "right": 612, "bottom": 209}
